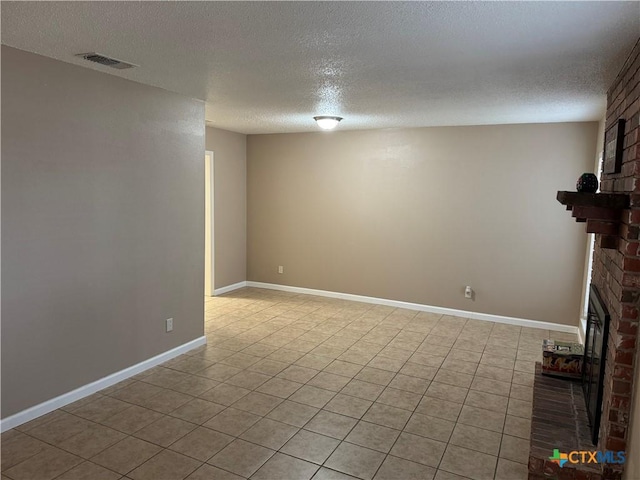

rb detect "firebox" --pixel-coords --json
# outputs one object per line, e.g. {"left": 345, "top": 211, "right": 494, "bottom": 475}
{"left": 582, "top": 284, "right": 611, "bottom": 446}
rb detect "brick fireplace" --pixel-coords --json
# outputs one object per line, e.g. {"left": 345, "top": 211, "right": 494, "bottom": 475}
{"left": 529, "top": 39, "right": 640, "bottom": 480}
{"left": 590, "top": 38, "right": 640, "bottom": 477}
{"left": 531, "top": 38, "right": 640, "bottom": 480}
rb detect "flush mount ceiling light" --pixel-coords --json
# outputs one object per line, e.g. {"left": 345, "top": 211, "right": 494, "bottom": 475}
{"left": 314, "top": 116, "right": 343, "bottom": 130}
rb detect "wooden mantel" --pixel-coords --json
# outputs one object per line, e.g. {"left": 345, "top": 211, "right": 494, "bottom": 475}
{"left": 557, "top": 191, "right": 630, "bottom": 249}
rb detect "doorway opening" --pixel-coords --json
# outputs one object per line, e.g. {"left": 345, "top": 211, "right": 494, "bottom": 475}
{"left": 205, "top": 150, "right": 214, "bottom": 297}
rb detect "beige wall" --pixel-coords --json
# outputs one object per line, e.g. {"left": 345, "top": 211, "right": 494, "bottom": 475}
{"left": 205, "top": 127, "right": 247, "bottom": 289}
{"left": 247, "top": 123, "right": 598, "bottom": 326}
{"left": 1, "top": 47, "right": 205, "bottom": 417}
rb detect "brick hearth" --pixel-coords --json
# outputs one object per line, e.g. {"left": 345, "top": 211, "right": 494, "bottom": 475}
{"left": 529, "top": 364, "right": 601, "bottom": 480}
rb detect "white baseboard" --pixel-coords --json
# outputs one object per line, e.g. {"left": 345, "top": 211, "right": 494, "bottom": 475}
{"left": 246, "top": 281, "right": 579, "bottom": 334}
{"left": 214, "top": 281, "right": 248, "bottom": 296}
{"left": 0, "top": 336, "right": 207, "bottom": 433}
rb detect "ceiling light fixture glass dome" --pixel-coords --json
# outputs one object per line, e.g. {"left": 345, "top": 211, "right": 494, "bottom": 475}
{"left": 314, "top": 116, "right": 343, "bottom": 130}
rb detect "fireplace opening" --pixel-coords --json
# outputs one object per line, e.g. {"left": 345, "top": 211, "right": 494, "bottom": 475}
{"left": 583, "top": 284, "right": 611, "bottom": 446}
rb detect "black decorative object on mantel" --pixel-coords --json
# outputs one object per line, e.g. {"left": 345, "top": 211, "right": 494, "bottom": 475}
{"left": 576, "top": 173, "right": 599, "bottom": 193}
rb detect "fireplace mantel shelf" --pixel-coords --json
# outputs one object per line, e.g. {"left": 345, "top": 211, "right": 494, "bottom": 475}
{"left": 556, "top": 191, "right": 630, "bottom": 249}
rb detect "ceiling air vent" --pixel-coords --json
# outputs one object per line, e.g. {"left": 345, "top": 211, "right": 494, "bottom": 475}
{"left": 75, "top": 53, "right": 137, "bottom": 70}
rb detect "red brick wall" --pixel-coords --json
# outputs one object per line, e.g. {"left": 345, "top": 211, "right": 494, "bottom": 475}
{"left": 591, "top": 38, "right": 640, "bottom": 476}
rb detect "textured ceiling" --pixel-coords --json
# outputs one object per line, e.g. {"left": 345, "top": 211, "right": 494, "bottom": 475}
{"left": 2, "top": 1, "right": 639, "bottom": 134}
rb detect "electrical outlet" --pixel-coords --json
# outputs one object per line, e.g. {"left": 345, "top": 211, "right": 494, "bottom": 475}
{"left": 278, "top": 266, "right": 284, "bottom": 274}
{"left": 464, "top": 286, "right": 473, "bottom": 299}
{"left": 166, "top": 318, "right": 174, "bottom": 332}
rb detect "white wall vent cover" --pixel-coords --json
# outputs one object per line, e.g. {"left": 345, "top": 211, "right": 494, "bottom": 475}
{"left": 75, "top": 52, "right": 137, "bottom": 69}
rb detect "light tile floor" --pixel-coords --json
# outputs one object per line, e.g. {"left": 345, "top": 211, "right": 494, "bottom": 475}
{"left": 1, "top": 288, "right": 579, "bottom": 480}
